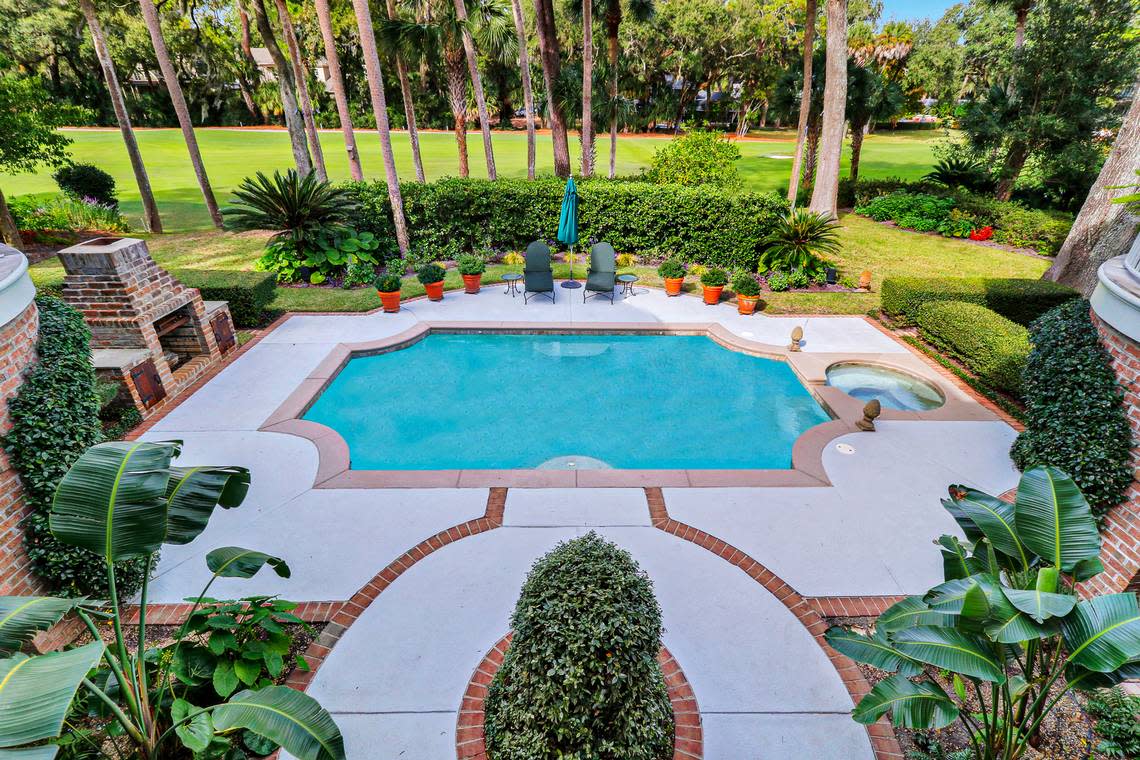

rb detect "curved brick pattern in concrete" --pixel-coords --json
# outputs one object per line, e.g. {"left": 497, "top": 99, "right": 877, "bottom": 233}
{"left": 456, "top": 633, "right": 702, "bottom": 760}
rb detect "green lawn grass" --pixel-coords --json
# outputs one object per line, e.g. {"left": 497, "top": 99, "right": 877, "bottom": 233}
{"left": 3, "top": 127, "right": 943, "bottom": 231}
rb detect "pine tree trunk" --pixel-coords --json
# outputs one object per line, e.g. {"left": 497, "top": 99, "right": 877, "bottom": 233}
{"left": 580, "top": 0, "right": 594, "bottom": 176}
{"left": 136, "top": 0, "right": 223, "bottom": 228}
{"left": 446, "top": 50, "right": 470, "bottom": 178}
{"left": 452, "top": 0, "right": 497, "bottom": 179}
{"left": 606, "top": 11, "right": 620, "bottom": 178}
{"left": 808, "top": 0, "right": 847, "bottom": 219}
{"left": 273, "top": 0, "right": 327, "bottom": 181}
{"left": 314, "top": 0, "right": 364, "bottom": 180}
{"left": 509, "top": 0, "right": 536, "bottom": 179}
{"left": 249, "top": 0, "right": 312, "bottom": 175}
{"left": 80, "top": 0, "right": 162, "bottom": 233}
{"left": 994, "top": 141, "right": 1029, "bottom": 201}
{"left": 350, "top": 0, "right": 410, "bottom": 253}
{"left": 1045, "top": 78, "right": 1140, "bottom": 295}
{"left": 533, "top": 0, "right": 571, "bottom": 177}
{"left": 0, "top": 187, "right": 23, "bottom": 250}
{"left": 787, "top": 0, "right": 816, "bottom": 205}
{"left": 384, "top": 0, "right": 426, "bottom": 182}
{"left": 848, "top": 123, "right": 864, "bottom": 186}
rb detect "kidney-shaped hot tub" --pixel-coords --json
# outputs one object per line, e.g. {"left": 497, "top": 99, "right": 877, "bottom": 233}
{"left": 825, "top": 362, "right": 945, "bottom": 411}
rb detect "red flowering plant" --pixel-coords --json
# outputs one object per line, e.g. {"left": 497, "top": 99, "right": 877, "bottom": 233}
{"left": 969, "top": 225, "right": 994, "bottom": 241}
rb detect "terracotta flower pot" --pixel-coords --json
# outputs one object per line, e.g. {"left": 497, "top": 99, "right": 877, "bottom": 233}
{"left": 664, "top": 277, "right": 684, "bottom": 296}
{"left": 378, "top": 290, "right": 401, "bottom": 313}
{"left": 737, "top": 294, "right": 761, "bottom": 315}
{"left": 462, "top": 274, "right": 482, "bottom": 294}
{"left": 424, "top": 281, "right": 445, "bottom": 301}
{"left": 702, "top": 285, "right": 724, "bottom": 305}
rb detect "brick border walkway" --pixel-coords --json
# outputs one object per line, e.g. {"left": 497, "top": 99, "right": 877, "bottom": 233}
{"left": 456, "top": 633, "right": 702, "bottom": 760}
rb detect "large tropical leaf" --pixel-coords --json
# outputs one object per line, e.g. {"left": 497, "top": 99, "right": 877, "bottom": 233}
{"left": 984, "top": 587, "right": 1055, "bottom": 644}
{"left": 937, "top": 535, "right": 984, "bottom": 581}
{"left": 946, "top": 487, "right": 1031, "bottom": 570}
{"left": 941, "top": 490, "right": 982, "bottom": 543}
{"left": 205, "top": 548, "right": 291, "bottom": 579}
{"left": 164, "top": 466, "right": 251, "bottom": 545}
{"left": 210, "top": 686, "right": 345, "bottom": 760}
{"left": 1003, "top": 587, "right": 1076, "bottom": 625}
{"left": 0, "top": 643, "right": 104, "bottom": 748}
{"left": 50, "top": 441, "right": 176, "bottom": 561}
{"left": 1013, "top": 466, "right": 1100, "bottom": 572}
{"left": 923, "top": 576, "right": 996, "bottom": 614}
{"left": 824, "top": 627, "right": 922, "bottom": 676}
{"left": 891, "top": 627, "right": 1006, "bottom": 683}
{"left": 1061, "top": 594, "right": 1140, "bottom": 673}
{"left": 0, "top": 598, "right": 83, "bottom": 655}
{"left": 851, "top": 674, "right": 958, "bottom": 729}
{"left": 878, "top": 596, "right": 956, "bottom": 633}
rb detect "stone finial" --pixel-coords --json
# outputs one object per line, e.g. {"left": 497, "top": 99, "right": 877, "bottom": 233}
{"left": 856, "top": 399, "right": 881, "bottom": 432}
{"left": 789, "top": 325, "right": 803, "bottom": 352}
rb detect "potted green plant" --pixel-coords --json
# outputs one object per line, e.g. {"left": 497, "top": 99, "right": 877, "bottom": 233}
{"left": 417, "top": 262, "right": 447, "bottom": 301}
{"left": 457, "top": 254, "right": 487, "bottom": 294}
{"left": 732, "top": 272, "right": 762, "bottom": 315}
{"left": 376, "top": 273, "right": 403, "bottom": 313}
{"left": 700, "top": 267, "right": 728, "bottom": 305}
{"left": 657, "top": 258, "right": 686, "bottom": 296}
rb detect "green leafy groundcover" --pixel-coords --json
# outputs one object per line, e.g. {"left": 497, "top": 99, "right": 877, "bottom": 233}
{"left": 881, "top": 276, "right": 1078, "bottom": 326}
{"left": 1011, "top": 299, "right": 1133, "bottom": 519}
{"left": 915, "top": 301, "right": 1030, "bottom": 396}
{"left": 346, "top": 177, "right": 787, "bottom": 271}
{"left": 484, "top": 532, "right": 674, "bottom": 760}
{"left": 179, "top": 269, "right": 277, "bottom": 327}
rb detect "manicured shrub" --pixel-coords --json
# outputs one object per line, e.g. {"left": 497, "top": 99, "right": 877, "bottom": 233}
{"left": 484, "top": 532, "right": 673, "bottom": 760}
{"left": 915, "top": 301, "right": 1030, "bottom": 394}
{"left": 457, "top": 254, "right": 486, "bottom": 275}
{"left": 177, "top": 269, "right": 277, "bottom": 327}
{"left": 732, "top": 271, "right": 760, "bottom": 297}
{"left": 645, "top": 130, "right": 741, "bottom": 187}
{"left": 881, "top": 276, "right": 1079, "bottom": 326}
{"left": 2, "top": 297, "right": 147, "bottom": 596}
{"left": 700, "top": 267, "right": 728, "bottom": 287}
{"left": 347, "top": 177, "right": 787, "bottom": 272}
{"left": 416, "top": 262, "right": 446, "bottom": 284}
{"left": 1011, "top": 299, "right": 1132, "bottom": 518}
{"left": 657, "top": 258, "right": 685, "bottom": 279}
{"left": 374, "top": 274, "right": 402, "bottom": 292}
{"left": 53, "top": 163, "right": 118, "bottom": 207}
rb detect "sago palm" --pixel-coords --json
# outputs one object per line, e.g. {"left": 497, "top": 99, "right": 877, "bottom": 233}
{"left": 759, "top": 208, "right": 841, "bottom": 273}
{"left": 222, "top": 169, "right": 357, "bottom": 255}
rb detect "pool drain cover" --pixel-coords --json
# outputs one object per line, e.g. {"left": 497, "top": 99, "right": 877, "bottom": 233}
{"left": 835, "top": 443, "right": 856, "bottom": 455}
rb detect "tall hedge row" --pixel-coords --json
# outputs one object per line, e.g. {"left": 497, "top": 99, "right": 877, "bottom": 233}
{"left": 881, "top": 276, "right": 1079, "bottom": 326}
{"left": 915, "top": 301, "right": 1031, "bottom": 395}
{"left": 346, "top": 177, "right": 788, "bottom": 271}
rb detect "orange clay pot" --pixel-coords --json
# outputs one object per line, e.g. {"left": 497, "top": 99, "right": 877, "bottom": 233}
{"left": 462, "top": 274, "right": 482, "bottom": 294}
{"left": 424, "top": 281, "right": 445, "bottom": 301}
{"left": 737, "top": 295, "right": 761, "bottom": 315}
{"left": 702, "top": 285, "right": 724, "bottom": 305}
{"left": 378, "top": 290, "right": 401, "bottom": 313}
{"left": 664, "top": 277, "right": 684, "bottom": 296}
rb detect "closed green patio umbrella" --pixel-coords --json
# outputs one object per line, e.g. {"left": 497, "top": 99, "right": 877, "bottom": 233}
{"left": 556, "top": 177, "right": 581, "bottom": 289}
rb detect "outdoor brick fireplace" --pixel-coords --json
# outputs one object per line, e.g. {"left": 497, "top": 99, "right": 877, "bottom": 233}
{"left": 58, "top": 237, "right": 236, "bottom": 417}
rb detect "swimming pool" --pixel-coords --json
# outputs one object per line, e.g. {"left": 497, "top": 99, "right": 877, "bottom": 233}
{"left": 304, "top": 333, "right": 830, "bottom": 470}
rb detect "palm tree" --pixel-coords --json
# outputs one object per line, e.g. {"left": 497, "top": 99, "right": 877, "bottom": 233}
{"left": 984, "top": 0, "right": 1035, "bottom": 48}
{"left": 248, "top": 0, "right": 313, "bottom": 175}
{"left": 136, "top": 0, "right": 223, "bottom": 228}
{"left": 273, "top": 0, "right": 328, "bottom": 181}
{"left": 314, "top": 0, "right": 364, "bottom": 180}
{"left": 786, "top": 0, "right": 816, "bottom": 204}
{"left": 350, "top": 0, "right": 410, "bottom": 253}
{"left": 79, "top": 0, "right": 162, "bottom": 233}
{"left": 599, "top": 0, "right": 654, "bottom": 178}
{"left": 451, "top": 0, "right": 499, "bottom": 179}
{"left": 383, "top": 0, "right": 427, "bottom": 182}
{"left": 580, "top": 0, "right": 594, "bottom": 176}
{"left": 508, "top": 0, "right": 536, "bottom": 178}
{"left": 844, "top": 64, "right": 902, "bottom": 184}
{"left": 807, "top": 0, "right": 846, "bottom": 219}
{"left": 533, "top": 0, "right": 571, "bottom": 176}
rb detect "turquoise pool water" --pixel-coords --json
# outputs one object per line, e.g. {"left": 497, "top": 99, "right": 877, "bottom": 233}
{"left": 304, "top": 333, "right": 830, "bottom": 470}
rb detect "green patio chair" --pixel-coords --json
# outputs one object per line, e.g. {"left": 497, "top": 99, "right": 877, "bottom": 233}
{"left": 524, "top": 240, "right": 555, "bottom": 304}
{"left": 584, "top": 242, "right": 616, "bottom": 304}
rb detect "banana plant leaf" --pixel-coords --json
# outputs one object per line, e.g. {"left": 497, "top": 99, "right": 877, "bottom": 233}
{"left": 1003, "top": 588, "right": 1076, "bottom": 625}
{"left": 0, "top": 642, "right": 104, "bottom": 749}
{"left": 984, "top": 587, "right": 1055, "bottom": 644}
{"left": 0, "top": 598, "right": 83, "bottom": 655}
{"left": 824, "top": 627, "right": 922, "bottom": 676}
{"left": 0, "top": 748, "right": 60, "bottom": 760}
{"left": 851, "top": 674, "right": 959, "bottom": 729}
{"left": 937, "top": 535, "right": 985, "bottom": 581}
{"left": 946, "top": 487, "right": 1032, "bottom": 571}
{"left": 205, "top": 548, "right": 291, "bottom": 579}
{"left": 956, "top": 582, "right": 991, "bottom": 634}
{"left": 211, "top": 686, "right": 345, "bottom": 760}
{"left": 1014, "top": 466, "right": 1100, "bottom": 572}
{"left": 1063, "top": 662, "right": 1135, "bottom": 691}
{"left": 923, "top": 576, "right": 997, "bottom": 614}
{"left": 164, "top": 466, "right": 251, "bottom": 545}
{"left": 891, "top": 627, "right": 1006, "bottom": 683}
{"left": 878, "top": 596, "right": 956, "bottom": 633}
{"left": 1061, "top": 593, "right": 1140, "bottom": 673}
{"left": 50, "top": 441, "right": 176, "bottom": 561}
{"left": 942, "top": 490, "right": 983, "bottom": 542}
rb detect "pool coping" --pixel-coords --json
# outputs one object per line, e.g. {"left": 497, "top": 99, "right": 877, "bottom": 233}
{"left": 257, "top": 321, "right": 999, "bottom": 488}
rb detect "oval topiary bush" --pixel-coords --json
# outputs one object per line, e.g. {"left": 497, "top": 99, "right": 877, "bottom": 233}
{"left": 915, "top": 300, "right": 1030, "bottom": 395}
{"left": 484, "top": 532, "right": 674, "bottom": 760}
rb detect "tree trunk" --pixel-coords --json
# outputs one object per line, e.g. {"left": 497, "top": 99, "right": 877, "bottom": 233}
{"left": 452, "top": 0, "right": 498, "bottom": 179}
{"left": 0, "top": 187, "right": 22, "bottom": 250}
{"left": 446, "top": 49, "right": 470, "bottom": 178}
{"left": 273, "top": 0, "right": 327, "bottom": 181}
{"left": 808, "top": 0, "right": 847, "bottom": 219}
{"left": 314, "top": 0, "right": 364, "bottom": 180}
{"left": 994, "top": 141, "right": 1029, "bottom": 201}
{"left": 384, "top": 0, "right": 426, "bottom": 182}
{"left": 1045, "top": 78, "right": 1140, "bottom": 295}
{"left": 1015, "top": 7, "right": 1028, "bottom": 49}
{"left": 580, "top": 0, "right": 594, "bottom": 176}
{"left": 606, "top": 10, "right": 620, "bottom": 178}
{"left": 802, "top": 120, "right": 821, "bottom": 194}
{"left": 350, "top": 0, "right": 410, "bottom": 254}
{"left": 249, "top": 0, "right": 313, "bottom": 175}
{"left": 236, "top": 0, "right": 266, "bottom": 124}
{"left": 137, "top": 0, "right": 223, "bottom": 228}
{"left": 509, "top": 0, "right": 536, "bottom": 179}
{"left": 736, "top": 100, "right": 751, "bottom": 137}
{"left": 848, "top": 122, "right": 864, "bottom": 186}
{"left": 787, "top": 0, "right": 816, "bottom": 205}
{"left": 533, "top": 0, "right": 571, "bottom": 177}
{"left": 80, "top": 0, "right": 162, "bottom": 233}
{"left": 759, "top": 99, "right": 768, "bottom": 128}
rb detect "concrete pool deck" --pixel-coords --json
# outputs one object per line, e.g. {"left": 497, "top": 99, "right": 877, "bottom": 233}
{"left": 132, "top": 285, "right": 1023, "bottom": 759}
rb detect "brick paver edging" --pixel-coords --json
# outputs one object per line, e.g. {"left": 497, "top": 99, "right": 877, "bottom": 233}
{"left": 643, "top": 488, "right": 905, "bottom": 760}
{"left": 284, "top": 488, "right": 508, "bottom": 690}
{"left": 456, "top": 633, "right": 702, "bottom": 760}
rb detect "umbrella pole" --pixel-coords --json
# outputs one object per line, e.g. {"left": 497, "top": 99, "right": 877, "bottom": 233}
{"left": 560, "top": 241, "right": 583, "bottom": 289}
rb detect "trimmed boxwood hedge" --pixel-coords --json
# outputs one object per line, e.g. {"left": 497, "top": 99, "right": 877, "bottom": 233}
{"left": 881, "top": 276, "right": 1078, "bottom": 326}
{"left": 1011, "top": 299, "right": 1133, "bottom": 519}
{"left": 347, "top": 176, "right": 788, "bottom": 271}
{"left": 484, "top": 532, "right": 673, "bottom": 760}
{"left": 915, "top": 300, "right": 1030, "bottom": 395}
{"left": 177, "top": 269, "right": 277, "bottom": 327}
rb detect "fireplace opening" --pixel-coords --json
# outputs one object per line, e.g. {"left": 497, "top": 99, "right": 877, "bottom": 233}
{"left": 153, "top": 304, "right": 206, "bottom": 371}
